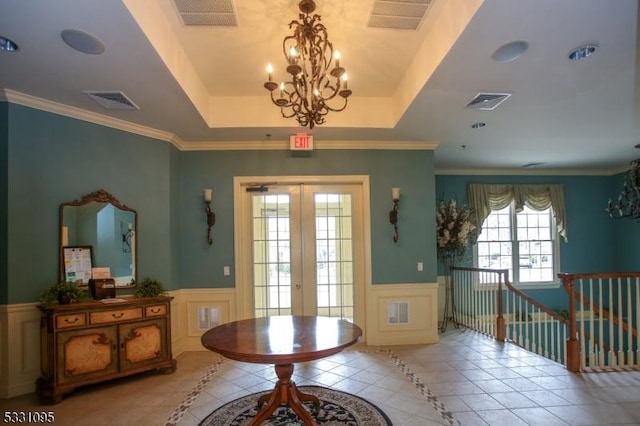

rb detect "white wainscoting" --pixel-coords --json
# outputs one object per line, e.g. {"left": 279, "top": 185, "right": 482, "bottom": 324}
{"left": 169, "top": 288, "right": 237, "bottom": 354}
{"left": 0, "top": 303, "right": 41, "bottom": 398}
{"left": 366, "top": 283, "right": 440, "bottom": 346}
{"left": 0, "top": 283, "right": 443, "bottom": 398}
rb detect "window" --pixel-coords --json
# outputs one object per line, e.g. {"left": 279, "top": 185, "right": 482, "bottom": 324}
{"left": 467, "top": 183, "right": 567, "bottom": 287}
{"left": 476, "top": 203, "right": 558, "bottom": 284}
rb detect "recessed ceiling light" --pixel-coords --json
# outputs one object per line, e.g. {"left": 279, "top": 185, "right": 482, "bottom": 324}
{"left": 491, "top": 40, "right": 529, "bottom": 62}
{"left": 61, "top": 29, "right": 105, "bottom": 55}
{"left": 471, "top": 122, "right": 486, "bottom": 129}
{"left": 569, "top": 44, "right": 597, "bottom": 61}
{"left": 0, "top": 35, "right": 19, "bottom": 52}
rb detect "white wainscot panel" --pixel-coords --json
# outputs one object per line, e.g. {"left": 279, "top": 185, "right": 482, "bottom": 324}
{"left": 0, "top": 303, "right": 41, "bottom": 398}
{"left": 366, "top": 283, "right": 439, "bottom": 346}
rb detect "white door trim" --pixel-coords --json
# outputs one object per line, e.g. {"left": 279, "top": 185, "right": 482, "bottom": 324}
{"left": 233, "top": 175, "right": 371, "bottom": 336}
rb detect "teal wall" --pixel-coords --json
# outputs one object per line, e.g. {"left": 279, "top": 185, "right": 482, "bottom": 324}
{"left": 0, "top": 103, "right": 7, "bottom": 304}
{"left": 609, "top": 172, "right": 640, "bottom": 271}
{"left": 435, "top": 174, "right": 640, "bottom": 312}
{"left": 178, "top": 150, "right": 436, "bottom": 288}
{"left": 3, "top": 103, "right": 437, "bottom": 303}
{"left": 3, "top": 101, "right": 638, "bottom": 308}
{"left": 6, "top": 104, "right": 178, "bottom": 303}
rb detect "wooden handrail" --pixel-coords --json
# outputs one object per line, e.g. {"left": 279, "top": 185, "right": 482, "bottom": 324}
{"left": 504, "top": 278, "right": 569, "bottom": 324}
{"left": 561, "top": 276, "right": 638, "bottom": 338}
{"left": 453, "top": 266, "right": 569, "bottom": 324}
{"left": 558, "top": 272, "right": 640, "bottom": 280}
{"left": 572, "top": 293, "right": 638, "bottom": 337}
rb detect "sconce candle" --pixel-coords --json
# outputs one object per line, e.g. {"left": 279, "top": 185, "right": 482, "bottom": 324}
{"left": 392, "top": 187, "right": 400, "bottom": 201}
{"left": 389, "top": 187, "right": 400, "bottom": 243}
{"left": 204, "top": 189, "right": 215, "bottom": 245}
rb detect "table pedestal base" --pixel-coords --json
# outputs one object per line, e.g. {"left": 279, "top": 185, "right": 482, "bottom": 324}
{"left": 253, "top": 363, "right": 320, "bottom": 426}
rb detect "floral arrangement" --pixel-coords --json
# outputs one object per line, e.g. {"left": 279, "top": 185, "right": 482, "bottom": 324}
{"left": 436, "top": 198, "right": 476, "bottom": 263}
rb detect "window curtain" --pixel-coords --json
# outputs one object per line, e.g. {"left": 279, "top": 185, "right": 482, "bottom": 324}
{"left": 467, "top": 183, "right": 568, "bottom": 243}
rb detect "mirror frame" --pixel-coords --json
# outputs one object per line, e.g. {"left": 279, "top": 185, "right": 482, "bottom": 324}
{"left": 59, "top": 189, "right": 138, "bottom": 287}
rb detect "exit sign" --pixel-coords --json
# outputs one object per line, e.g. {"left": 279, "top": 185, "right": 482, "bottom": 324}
{"left": 290, "top": 134, "right": 313, "bottom": 151}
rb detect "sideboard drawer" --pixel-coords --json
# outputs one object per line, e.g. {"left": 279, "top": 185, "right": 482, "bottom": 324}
{"left": 145, "top": 304, "right": 167, "bottom": 317}
{"left": 90, "top": 308, "right": 143, "bottom": 325}
{"left": 55, "top": 313, "right": 87, "bottom": 329}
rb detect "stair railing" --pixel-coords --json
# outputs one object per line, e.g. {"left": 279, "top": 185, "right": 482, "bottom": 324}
{"left": 450, "top": 266, "right": 569, "bottom": 366}
{"left": 558, "top": 272, "right": 640, "bottom": 372}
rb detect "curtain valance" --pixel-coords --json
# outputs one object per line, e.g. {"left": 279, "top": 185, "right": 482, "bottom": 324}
{"left": 467, "top": 183, "right": 567, "bottom": 242}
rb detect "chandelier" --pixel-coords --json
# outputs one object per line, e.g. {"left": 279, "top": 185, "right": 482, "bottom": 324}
{"left": 606, "top": 157, "right": 640, "bottom": 219}
{"left": 264, "top": 0, "right": 352, "bottom": 129}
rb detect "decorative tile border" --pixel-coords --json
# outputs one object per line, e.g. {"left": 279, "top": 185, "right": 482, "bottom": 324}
{"left": 378, "top": 348, "right": 460, "bottom": 426}
{"left": 165, "top": 348, "right": 459, "bottom": 426}
{"left": 165, "top": 356, "right": 224, "bottom": 426}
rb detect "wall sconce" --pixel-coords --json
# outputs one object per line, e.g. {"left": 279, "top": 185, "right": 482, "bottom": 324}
{"left": 389, "top": 187, "right": 400, "bottom": 243}
{"left": 204, "top": 189, "right": 215, "bottom": 245}
{"left": 122, "top": 223, "right": 134, "bottom": 253}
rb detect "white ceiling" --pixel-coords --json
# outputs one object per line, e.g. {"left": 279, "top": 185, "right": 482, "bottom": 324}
{"left": 0, "top": 0, "right": 638, "bottom": 173}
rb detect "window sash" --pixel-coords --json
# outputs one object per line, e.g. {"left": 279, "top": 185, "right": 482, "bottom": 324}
{"left": 476, "top": 204, "right": 558, "bottom": 284}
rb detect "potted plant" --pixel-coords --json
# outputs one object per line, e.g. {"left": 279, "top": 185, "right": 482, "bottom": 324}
{"left": 133, "top": 277, "right": 167, "bottom": 298}
{"left": 39, "top": 281, "right": 90, "bottom": 305}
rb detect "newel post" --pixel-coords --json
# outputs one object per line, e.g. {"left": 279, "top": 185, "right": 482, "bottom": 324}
{"left": 562, "top": 274, "right": 580, "bottom": 372}
{"left": 496, "top": 271, "right": 506, "bottom": 342}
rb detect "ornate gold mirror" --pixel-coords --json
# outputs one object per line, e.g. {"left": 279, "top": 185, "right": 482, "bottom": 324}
{"left": 59, "top": 189, "right": 137, "bottom": 287}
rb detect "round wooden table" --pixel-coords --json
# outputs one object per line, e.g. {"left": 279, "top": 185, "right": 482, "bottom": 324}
{"left": 201, "top": 315, "right": 363, "bottom": 425}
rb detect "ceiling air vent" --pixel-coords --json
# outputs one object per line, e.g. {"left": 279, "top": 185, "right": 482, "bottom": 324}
{"left": 367, "top": 0, "right": 433, "bottom": 31}
{"left": 466, "top": 92, "right": 512, "bottom": 110}
{"left": 522, "top": 162, "right": 547, "bottom": 168}
{"left": 84, "top": 91, "right": 139, "bottom": 110}
{"left": 172, "top": 0, "right": 237, "bottom": 27}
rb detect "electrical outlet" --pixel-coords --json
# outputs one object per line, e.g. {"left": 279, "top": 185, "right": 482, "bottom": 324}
{"left": 223, "top": 266, "right": 230, "bottom": 276}
{"left": 417, "top": 262, "right": 423, "bottom": 271}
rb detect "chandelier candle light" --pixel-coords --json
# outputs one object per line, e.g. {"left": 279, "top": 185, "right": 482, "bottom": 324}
{"left": 264, "top": 0, "right": 352, "bottom": 129}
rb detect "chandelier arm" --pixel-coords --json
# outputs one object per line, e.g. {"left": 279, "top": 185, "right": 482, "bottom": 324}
{"left": 264, "top": 1, "right": 352, "bottom": 129}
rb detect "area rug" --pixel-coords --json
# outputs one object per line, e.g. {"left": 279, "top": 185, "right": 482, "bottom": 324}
{"left": 198, "top": 385, "right": 392, "bottom": 426}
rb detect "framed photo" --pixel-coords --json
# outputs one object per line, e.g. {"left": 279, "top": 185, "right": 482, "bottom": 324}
{"left": 62, "top": 246, "right": 93, "bottom": 285}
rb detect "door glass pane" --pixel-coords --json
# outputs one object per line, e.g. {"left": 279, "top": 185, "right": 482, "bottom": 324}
{"left": 252, "top": 194, "right": 292, "bottom": 317}
{"left": 315, "top": 193, "right": 354, "bottom": 320}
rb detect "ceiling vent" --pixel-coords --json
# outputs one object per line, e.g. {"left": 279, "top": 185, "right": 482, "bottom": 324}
{"left": 466, "top": 92, "right": 512, "bottom": 110}
{"left": 172, "top": 0, "right": 237, "bottom": 27}
{"left": 522, "top": 162, "right": 547, "bottom": 168}
{"left": 367, "top": 0, "right": 433, "bottom": 31}
{"left": 84, "top": 91, "right": 139, "bottom": 110}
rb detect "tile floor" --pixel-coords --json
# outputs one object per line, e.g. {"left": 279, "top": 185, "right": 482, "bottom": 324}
{"left": 2, "top": 329, "right": 639, "bottom": 425}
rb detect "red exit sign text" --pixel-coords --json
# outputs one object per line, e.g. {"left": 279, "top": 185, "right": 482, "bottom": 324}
{"left": 290, "top": 134, "right": 313, "bottom": 151}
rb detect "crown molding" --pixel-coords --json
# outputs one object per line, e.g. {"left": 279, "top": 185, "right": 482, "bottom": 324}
{"left": 3, "top": 89, "right": 181, "bottom": 147}
{"left": 0, "top": 91, "right": 631, "bottom": 174}
{"left": 2, "top": 89, "right": 435, "bottom": 152}
{"left": 179, "top": 139, "right": 437, "bottom": 151}
{"left": 436, "top": 167, "right": 618, "bottom": 176}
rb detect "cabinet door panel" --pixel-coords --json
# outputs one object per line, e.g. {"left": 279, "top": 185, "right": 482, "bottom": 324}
{"left": 119, "top": 318, "right": 168, "bottom": 371}
{"left": 57, "top": 326, "right": 118, "bottom": 384}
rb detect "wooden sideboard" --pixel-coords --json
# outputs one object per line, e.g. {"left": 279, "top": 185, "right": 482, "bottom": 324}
{"left": 37, "top": 296, "right": 176, "bottom": 403}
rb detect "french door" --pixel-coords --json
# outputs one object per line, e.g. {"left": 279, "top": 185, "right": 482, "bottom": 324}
{"left": 236, "top": 178, "right": 366, "bottom": 323}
